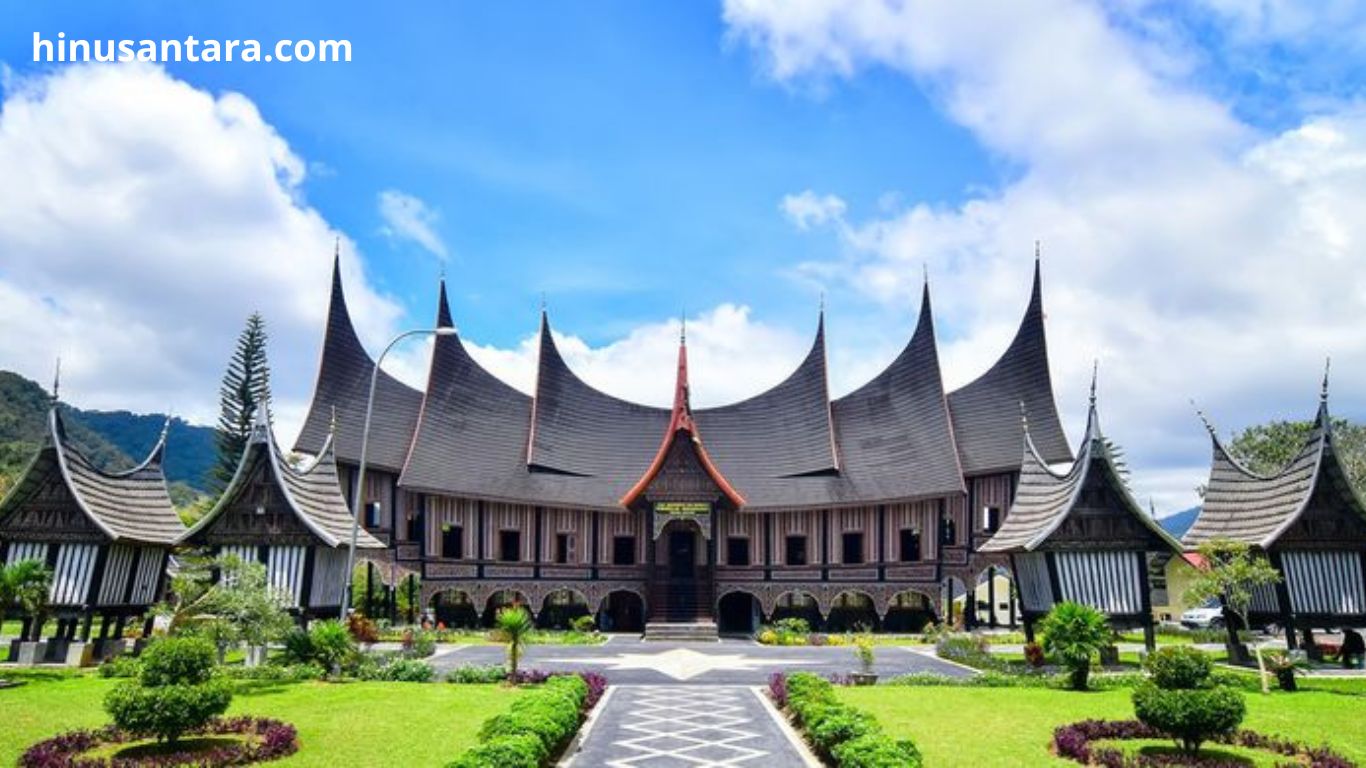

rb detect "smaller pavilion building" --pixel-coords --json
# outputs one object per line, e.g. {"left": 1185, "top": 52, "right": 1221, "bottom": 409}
{"left": 0, "top": 403, "right": 184, "bottom": 663}
{"left": 1184, "top": 379, "right": 1366, "bottom": 650}
{"left": 178, "top": 407, "right": 386, "bottom": 619}
{"left": 979, "top": 377, "right": 1183, "bottom": 649}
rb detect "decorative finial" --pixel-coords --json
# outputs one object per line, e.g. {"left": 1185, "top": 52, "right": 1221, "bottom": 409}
{"left": 1089, "top": 359, "right": 1099, "bottom": 406}
{"left": 1191, "top": 398, "right": 1217, "bottom": 436}
{"left": 334, "top": 236, "right": 340, "bottom": 259}
{"left": 159, "top": 414, "right": 172, "bottom": 441}
{"left": 680, "top": 309, "right": 687, "bottom": 345}
{"left": 1321, "top": 357, "right": 1331, "bottom": 402}
{"left": 1034, "top": 239, "right": 1041, "bottom": 261}
{"left": 922, "top": 262, "right": 929, "bottom": 285}
{"left": 439, "top": 263, "right": 446, "bottom": 281}
{"left": 540, "top": 292, "right": 547, "bottom": 313}
{"left": 52, "top": 357, "right": 61, "bottom": 405}
{"left": 329, "top": 405, "right": 337, "bottom": 435}
{"left": 1019, "top": 400, "right": 1029, "bottom": 431}
{"left": 819, "top": 291, "right": 825, "bottom": 315}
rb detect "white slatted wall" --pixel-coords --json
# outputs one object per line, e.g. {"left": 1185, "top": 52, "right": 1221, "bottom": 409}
{"left": 98, "top": 545, "right": 135, "bottom": 605}
{"left": 50, "top": 543, "right": 98, "bottom": 606}
{"left": 5, "top": 541, "right": 49, "bottom": 566}
{"left": 267, "top": 546, "right": 307, "bottom": 608}
{"left": 1014, "top": 552, "right": 1054, "bottom": 612}
{"left": 310, "top": 547, "right": 347, "bottom": 608}
{"left": 1055, "top": 551, "right": 1143, "bottom": 615}
{"left": 128, "top": 549, "right": 165, "bottom": 605}
{"left": 1283, "top": 551, "right": 1366, "bottom": 616}
{"left": 219, "top": 545, "right": 260, "bottom": 564}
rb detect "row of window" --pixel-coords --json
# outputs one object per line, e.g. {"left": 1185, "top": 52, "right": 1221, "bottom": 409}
{"left": 432, "top": 527, "right": 940, "bottom": 565}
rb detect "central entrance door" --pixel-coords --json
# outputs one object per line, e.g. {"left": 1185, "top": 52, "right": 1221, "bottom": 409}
{"left": 668, "top": 529, "right": 695, "bottom": 579}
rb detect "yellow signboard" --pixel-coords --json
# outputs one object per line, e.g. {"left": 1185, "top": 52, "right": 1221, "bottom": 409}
{"left": 654, "top": 501, "right": 710, "bottom": 516}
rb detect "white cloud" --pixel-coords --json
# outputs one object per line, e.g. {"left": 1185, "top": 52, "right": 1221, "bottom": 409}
{"left": 377, "top": 189, "right": 449, "bottom": 260}
{"left": 725, "top": 0, "right": 1366, "bottom": 512}
{"left": 0, "top": 63, "right": 404, "bottom": 446}
{"left": 781, "top": 190, "right": 847, "bottom": 230}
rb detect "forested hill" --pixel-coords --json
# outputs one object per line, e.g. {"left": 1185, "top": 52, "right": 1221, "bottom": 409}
{"left": 0, "top": 370, "right": 216, "bottom": 495}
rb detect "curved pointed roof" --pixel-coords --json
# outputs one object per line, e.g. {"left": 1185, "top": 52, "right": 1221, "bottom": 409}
{"left": 182, "top": 407, "right": 383, "bottom": 549}
{"left": 0, "top": 408, "right": 184, "bottom": 545}
{"left": 948, "top": 259, "right": 1072, "bottom": 475}
{"left": 1184, "top": 392, "right": 1366, "bottom": 550}
{"left": 981, "top": 383, "right": 1179, "bottom": 553}
{"left": 828, "top": 281, "right": 966, "bottom": 503}
{"left": 294, "top": 255, "right": 425, "bottom": 473}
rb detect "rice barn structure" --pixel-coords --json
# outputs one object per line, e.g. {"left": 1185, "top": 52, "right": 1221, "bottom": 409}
{"left": 0, "top": 402, "right": 183, "bottom": 664}
{"left": 1184, "top": 379, "right": 1366, "bottom": 652}
{"left": 290, "top": 255, "right": 1094, "bottom": 639}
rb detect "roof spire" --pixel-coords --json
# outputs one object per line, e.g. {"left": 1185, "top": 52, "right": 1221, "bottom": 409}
{"left": 1034, "top": 239, "right": 1041, "bottom": 262}
{"left": 680, "top": 309, "right": 687, "bottom": 345}
{"left": 1089, "top": 359, "right": 1099, "bottom": 407}
{"left": 1321, "top": 356, "right": 1331, "bottom": 402}
{"left": 540, "top": 291, "right": 547, "bottom": 314}
{"left": 51, "top": 357, "right": 61, "bottom": 406}
{"left": 1191, "top": 398, "right": 1218, "bottom": 438}
{"left": 329, "top": 405, "right": 337, "bottom": 436}
{"left": 819, "top": 290, "right": 825, "bottom": 316}
{"left": 1019, "top": 400, "right": 1030, "bottom": 433}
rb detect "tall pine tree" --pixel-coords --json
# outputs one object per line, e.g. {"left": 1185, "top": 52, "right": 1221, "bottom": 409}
{"left": 213, "top": 312, "right": 271, "bottom": 490}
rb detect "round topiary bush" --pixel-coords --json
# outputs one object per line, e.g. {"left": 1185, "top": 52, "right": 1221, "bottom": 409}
{"left": 104, "top": 637, "right": 232, "bottom": 746}
{"left": 1132, "top": 683, "right": 1247, "bottom": 755}
{"left": 1143, "top": 646, "right": 1213, "bottom": 690}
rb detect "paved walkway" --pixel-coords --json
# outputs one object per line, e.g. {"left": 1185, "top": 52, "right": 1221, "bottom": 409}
{"left": 563, "top": 685, "right": 815, "bottom": 767}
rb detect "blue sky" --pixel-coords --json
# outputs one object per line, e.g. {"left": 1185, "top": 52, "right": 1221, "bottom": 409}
{"left": 1, "top": 0, "right": 1364, "bottom": 512}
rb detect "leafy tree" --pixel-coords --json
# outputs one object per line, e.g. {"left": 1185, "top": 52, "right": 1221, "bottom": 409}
{"left": 1039, "top": 601, "right": 1112, "bottom": 691}
{"left": 156, "top": 554, "right": 292, "bottom": 659}
{"left": 1184, "top": 539, "right": 1282, "bottom": 692}
{"left": 104, "top": 636, "right": 231, "bottom": 745}
{"left": 0, "top": 559, "right": 52, "bottom": 641}
{"left": 1134, "top": 646, "right": 1245, "bottom": 755}
{"left": 494, "top": 605, "right": 535, "bottom": 682}
{"left": 212, "top": 313, "right": 271, "bottom": 490}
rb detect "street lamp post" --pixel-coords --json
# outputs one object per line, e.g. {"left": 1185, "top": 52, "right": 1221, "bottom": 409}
{"left": 341, "top": 326, "right": 456, "bottom": 616}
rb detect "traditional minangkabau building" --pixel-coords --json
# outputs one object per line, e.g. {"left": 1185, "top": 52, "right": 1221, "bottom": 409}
{"left": 178, "top": 406, "right": 386, "bottom": 619}
{"left": 291, "top": 255, "right": 1084, "bottom": 637}
{"left": 978, "top": 375, "right": 1183, "bottom": 648}
{"left": 1184, "top": 379, "right": 1366, "bottom": 649}
{"left": 0, "top": 402, "right": 183, "bottom": 662}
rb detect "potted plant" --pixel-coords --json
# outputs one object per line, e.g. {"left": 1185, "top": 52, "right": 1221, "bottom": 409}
{"left": 1039, "top": 601, "right": 1111, "bottom": 691}
{"left": 1264, "top": 650, "right": 1305, "bottom": 692}
{"left": 851, "top": 633, "right": 877, "bottom": 685}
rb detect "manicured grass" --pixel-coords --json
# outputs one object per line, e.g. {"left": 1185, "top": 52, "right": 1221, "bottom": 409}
{"left": 838, "top": 685, "right": 1366, "bottom": 766}
{"left": 0, "top": 672, "right": 524, "bottom": 767}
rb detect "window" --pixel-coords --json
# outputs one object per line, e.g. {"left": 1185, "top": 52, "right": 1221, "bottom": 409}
{"left": 726, "top": 537, "right": 750, "bottom": 566}
{"left": 612, "top": 536, "right": 636, "bottom": 566}
{"left": 499, "top": 530, "right": 521, "bottom": 562}
{"left": 940, "top": 516, "right": 956, "bottom": 546}
{"left": 365, "top": 501, "right": 382, "bottom": 528}
{"left": 405, "top": 513, "right": 422, "bottom": 542}
{"left": 555, "top": 533, "right": 571, "bottom": 564}
{"left": 899, "top": 528, "right": 921, "bottom": 562}
{"left": 440, "top": 525, "right": 463, "bottom": 559}
{"left": 983, "top": 506, "right": 1001, "bottom": 533}
{"left": 841, "top": 532, "right": 864, "bottom": 565}
{"left": 785, "top": 535, "right": 807, "bottom": 566}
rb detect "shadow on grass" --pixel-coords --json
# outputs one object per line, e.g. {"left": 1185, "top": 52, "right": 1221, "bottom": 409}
{"left": 92, "top": 736, "right": 246, "bottom": 761}
{"left": 1135, "top": 745, "right": 1256, "bottom": 766}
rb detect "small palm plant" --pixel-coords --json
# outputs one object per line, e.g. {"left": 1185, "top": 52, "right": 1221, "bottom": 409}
{"left": 1, "top": 559, "right": 53, "bottom": 641}
{"left": 1039, "top": 601, "right": 1111, "bottom": 691}
{"left": 494, "top": 605, "right": 535, "bottom": 683}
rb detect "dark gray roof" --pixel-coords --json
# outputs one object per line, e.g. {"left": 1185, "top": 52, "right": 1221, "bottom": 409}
{"left": 825, "top": 283, "right": 966, "bottom": 505}
{"left": 948, "top": 260, "right": 1072, "bottom": 476}
{"left": 1184, "top": 399, "right": 1366, "bottom": 549}
{"left": 294, "top": 257, "right": 425, "bottom": 473}
{"left": 0, "top": 409, "right": 184, "bottom": 545}
{"left": 981, "top": 394, "right": 1178, "bottom": 553}
{"left": 183, "top": 408, "right": 383, "bottom": 549}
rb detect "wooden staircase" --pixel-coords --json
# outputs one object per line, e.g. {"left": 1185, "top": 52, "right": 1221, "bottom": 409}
{"left": 644, "top": 570, "right": 718, "bottom": 641}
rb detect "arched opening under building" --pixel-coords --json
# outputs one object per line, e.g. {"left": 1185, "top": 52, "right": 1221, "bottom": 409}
{"left": 428, "top": 589, "right": 478, "bottom": 629}
{"left": 538, "top": 588, "right": 591, "bottom": 629}
{"left": 883, "top": 589, "right": 938, "bottom": 633}
{"left": 717, "top": 591, "right": 763, "bottom": 635}
{"left": 597, "top": 589, "right": 646, "bottom": 633}
{"left": 481, "top": 589, "right": 533, "bottom": 626}
{"left": 973, "top": 566, "right": 1020, "bottom": 628}
{"left": 942, "top": 576, "right": 969, "bottom": 630}
{"left": 771, "top": 590, "right": 822, "bottom": 630}
{"left": 826, "top": 590, "right": 880, "bottom": 632}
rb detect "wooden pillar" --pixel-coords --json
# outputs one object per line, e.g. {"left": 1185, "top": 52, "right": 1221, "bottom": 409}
{"left": 80, "top": 612, "right": 94, "bottom": 642}
{"left": 1269, "top": 551, "right": 1298, "bottom": 651}
{"left": 1137, "top": 551, "right": 1157, "bottom": 652}
{"left": 987, "top": 566, "right": 998, "bottom": 628}
{"left": 365, "top": 561, "right": 374, "bottom": 618}
{"left": 476, "top": 500, "right": 486, "bottom": 579}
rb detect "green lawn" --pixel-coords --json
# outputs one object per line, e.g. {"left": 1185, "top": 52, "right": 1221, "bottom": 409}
{"left": 839, "top": 685, "right": 1366, "bottom": 766}
{"left": 0, "top": 672, "right": 523, "bottom": 767}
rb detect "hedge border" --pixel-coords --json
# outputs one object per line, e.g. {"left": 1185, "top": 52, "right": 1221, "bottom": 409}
{"left": 770, "top": 672, "right": 923, "bottom": 768}
{"left": 445, "top": 672, "right": 607, "bottom": 768}
{"left": 1051, "top": 719, "right": 1354, "bottom": 768}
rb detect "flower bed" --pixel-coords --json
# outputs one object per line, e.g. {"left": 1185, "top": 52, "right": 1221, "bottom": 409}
{"left": 770, "top": 672, "right": 923, "bottom": 767}
{"left": 1052, "top": 719, "right": 1354, "bottom": 767}
{"left": 20, "top": 717, "right": 297, "bottom": 768}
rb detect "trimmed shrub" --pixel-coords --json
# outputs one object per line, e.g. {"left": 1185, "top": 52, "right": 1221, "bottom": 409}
{"left": 1144, "top": 646, "right": 1213, "bottom": 689}
{"left": 308, "top": 620, "right": 357, "bottom": 671}
{"left": 1132, "top": 683, "right": 1246, "bottom": 755}
{"left": 809, "top": 705, "right": 879, "bottom": 753}
{"left": 449, "top": 672, "right": 600, "bottom": 767}
{"left": 98, "top": 655, "right": 142, "bottom": 679}
{"left": 446, "top": 664, "right": 509, "bottom": 684}
{"left": 446, "top": 733, "right": 542, "bottom": 768}
{"left": 778, "top": 672, "right": 921, "bottom": 767}
{"left": 279, "top": 627, "right": 315, "bottom": 666}
{"left": 104, "top": 680, "right": 234, "bottom": 744}
{"left": 831, "top": 733, "right": 923, "bottom": 768}
{"left": 138, "top": 637, "right": 217, "bottom": 687}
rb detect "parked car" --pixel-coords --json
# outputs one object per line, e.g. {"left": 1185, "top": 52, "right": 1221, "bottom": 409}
{"left": 1181, "top": 598, "right": 1225, "bottom": 629}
